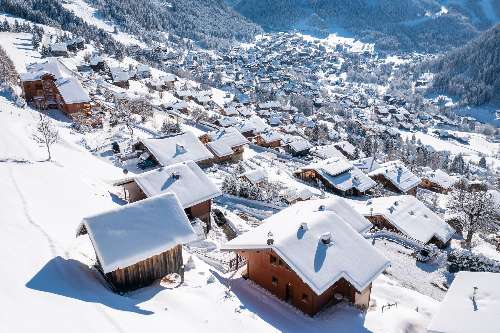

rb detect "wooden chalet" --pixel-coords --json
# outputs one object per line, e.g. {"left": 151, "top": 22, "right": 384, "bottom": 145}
{"left": 21, "top": 59, "right": 91, "bottom": 115}
{"left": 420, "top": 169, "right": 458, "bottom": 194}
{"left": 349, "top": 196, "right": 455, "bottom": 248}
{"left": 76, "top": 193, "right": 197, "bottom": 292}
{"left": 368, "top": 161, "right": 421, "bottom": 196}
{"left": 199, "top": 127, "right": 249, "bottom": 164}
{"left": 294, "top": 157, "right": 376, "bottom": 197}
{"left": 222, "top": 198, "right": 389, "bottom": 316}
{"left": 255, "top": 130, "right": 282, "bottom": 148}
{"left": 134, "top": 132, "right": 214, "bottom": 168}
{"left": 115, "top": 161, "right": 221, "bottom": 229}
{"left": 110, "top": 67, "right": 130, "bottom": 88}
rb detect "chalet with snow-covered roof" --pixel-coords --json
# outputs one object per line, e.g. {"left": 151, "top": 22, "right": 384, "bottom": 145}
{"left": 285, "top": 138, "right": 313, "bottom": 157}
{"left": 334, "top": 141, "right": 358, "bottom": 160}
{"left": 283, "top": 187, "right": 315, "bottom": 205}
{"left": 114, "top": 161, "right": 221, "bottom": 229}
{"left": 240, "top": 168, "right": 267, "bottom": 185}
{"left": 21, "top": 58, "right": 91, "bottom": 115}
{"left": 255, "top": 130, "right": 282, "bottom": 148}
{"left": 76, "top": 193, "right": 197, "bottom": 292}
{"left": 349, "top": 195, "right": 455, "bottom": 247}
{"left": 420, "top": 169, "right": 458, "bottom": 194}
{"left": 294, "top": 157, "right": 377, "bottom": 197}
{"left": 110, "top": 67, "right": 130, "bottom": 88}
{"left": 65, "top": 37, "right": 85, "bottom": 52}
{"left": 369, "top": 161, "right": 421, "bottom": 196}
{"left": 221, "top": 198, "right": 389, "bottom": 316}
{"left": 353, "top": 157, "right": 381, "bottom": 173}
{"left": 235, "top": 115, "right": 269, "bottom": 138}
{"left": 428, "top": 272, "right": 500, "bottom": 333}
{"left": 49, "top": 43, "right": 68, "bottom": 57}
{"left": 89, "top": 55, "right": 105, "bottom": 72}
{"left": 134, "top": 132, "right": 214, "bottom": 168}
{"left": 199, "top": 127, "right": 249, "bottom": 164}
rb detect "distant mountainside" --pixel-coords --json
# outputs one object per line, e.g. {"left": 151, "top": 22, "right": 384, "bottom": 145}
{"left": 229, "top": 0, "right": 500, "bottom": 52}
{"left": 428, "top": 24, "right": 500, "bottom": 106}
{"left": 87, "top": 0, "right": 262, "bottom": 49}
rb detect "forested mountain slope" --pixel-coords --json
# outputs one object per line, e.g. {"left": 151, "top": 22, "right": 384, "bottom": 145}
{"left": 229, "top": 0, "right": 500, "bottom": 52}
{"left": 87, "top": 0, "right": 262, "bottom": 49}
{"left": 428, "top": 24, "right": 500, "bottom": 106}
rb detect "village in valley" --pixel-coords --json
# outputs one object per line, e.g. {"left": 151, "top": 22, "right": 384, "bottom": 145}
{"left": 1, "top": 1, "right": 500, "bottom": 332}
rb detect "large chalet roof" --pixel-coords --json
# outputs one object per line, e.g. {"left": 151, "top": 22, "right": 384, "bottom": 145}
{"left": 131, "top": 161, "right": 221, "bottom": 208}
{"left": 348, "top": 195, "right": 455, "bottom": 244}
{"left": 369, "top": 160, "right": 421, "bottom": 193}
{"left": 140, "top": 132, "right": 213, "bottom": 166}
{"left": 21, "top": 58, "right": 73, "bottom": 82}
{"left": 221, "top": 197, "right": 389, "bottom": 295}
{"left": 80, "top": 193, "right": 197, "bottom": 274}
{"left": 428, "top": 272, "right": 500, "bottom": 333}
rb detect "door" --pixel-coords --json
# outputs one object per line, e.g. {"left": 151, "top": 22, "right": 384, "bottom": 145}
{"left": 285, "top": 282, "right": 293, "bottom": 304}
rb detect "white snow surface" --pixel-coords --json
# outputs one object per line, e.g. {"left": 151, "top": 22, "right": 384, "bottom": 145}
{"left": 140, "top": 131, "right": 213, "bottom": 166}
{"left": 349, "top": 196, "right": 455, "bottom": 244}
{"left": 131, "top": 161, "right": 221, "bottom": 208}
{"left": 422, "top": 169, "right": 458, "bottom": 190}
{"left": 82, "top": 193, "right": 196, "bottom": 273}
{"left": 428, "top": 271, "right": 500, "bottom": 333}
{"left": 222, "top": 198, "right": 390, "bottom": 295}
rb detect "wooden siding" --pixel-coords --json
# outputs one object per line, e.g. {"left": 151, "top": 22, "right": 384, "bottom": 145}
{"left": 103, "top": 244, "right": 183, "bottom": 292}
{"left": 420, "top": 179, "right": 449, "bottom": 194}
{"left": 238, "top": 249, "right": 371, "bottom": 316}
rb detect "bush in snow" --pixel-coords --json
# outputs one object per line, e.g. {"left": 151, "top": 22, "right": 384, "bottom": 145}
{"left": 447, "top": 249, "right": 500, "bottom": 273}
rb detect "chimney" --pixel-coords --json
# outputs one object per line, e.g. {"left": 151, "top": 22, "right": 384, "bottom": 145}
{"left": 267, "top": 231, "right": 274, "bottom": 245}
{"left": 299, "top": 222, "right": 308, "bottom": 231}
{"left": 171, "top": 172, "right": 180, "bottom": 180}
{"left": 320, "top": 232, "right": 333, "bottom": 245}
{"left": 318, "top": 205, "right": 326, "bottom": 211}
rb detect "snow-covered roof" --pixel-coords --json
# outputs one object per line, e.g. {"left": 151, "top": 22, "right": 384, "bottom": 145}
{"left": 312, "top": 144, "right": 346, "bottom": 160}
{"left": 221, "top": 197, "right": 388, "bottom": 295}
{"left": 369, "top": 161, "right": 421, "bottom": 193}
{"left": 422, "top": 169, "right": 458, "bottom": 190}
{"left": 236, "top": 115, "right": 269, "bottom": 134}
{"left": 81, "top": 193, "right": 197, "bottom": 273}
{"left": 140, "top": 132, "right": 213, "bottom": 166}
{"left": 349, "top": 196, "right": 455, "bottom": 244}
{"left": 284, "top": 188, "right": 314, "bottom": 202}
{"left": 320, "top": 167, "right": 377, "bottom": 193}
{"left": 207, "top": 128, "right": 248, "bottom": 146}
{"left": 21, "top": 58, "right": 73, "bottom": 82}
{"left": 258, "top": 130, "right": 282, "bottom": 143}
{"left": 353, "top": 157, "right": 381, "bottom": 173}
{"left": 56, "top": 77, "right": 90, "bottom": 104}
{"left": 428, "top": 272, "right": 500, "bottom": 333}
{"left": 301, "top": 157, "right": 352, "bottom": 177}
{"left": 132, "top": 161, "right": 221, "bottom": 208}
{"left": 334, "top": 140, "right": 357, "bottom": 156}
{"left": 288, "top": 139, "right": 312, "bottom": 153}
{"left": 241, "top": 168, "right": 267, "bottom": 185}
{"left": 110, "top": 67, "right": 129, "bottom": 82}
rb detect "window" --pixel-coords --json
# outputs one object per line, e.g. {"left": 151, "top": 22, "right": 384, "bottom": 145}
{"left": 278, "top": 259, "right": 284, "bottom": 266}
{"left": 302, "top": 293, "right": 309, "bottom": 303}
{"left": 272, "top": 276, "right": 278, "bottom": 286}
{"left": 270, "top": 254, "right": 277, "bottom": 265}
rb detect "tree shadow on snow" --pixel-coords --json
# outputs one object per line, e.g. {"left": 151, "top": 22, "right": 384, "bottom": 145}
{"left": 26, "top": 256, "right": 157, "bottom": 315}
{"left": 210, "top": 270, "right": 374, "bottom": 333}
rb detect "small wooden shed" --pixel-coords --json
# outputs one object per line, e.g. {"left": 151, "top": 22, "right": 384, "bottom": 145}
{"left": 77, "top": 193, "right": 197, "bottom": 292}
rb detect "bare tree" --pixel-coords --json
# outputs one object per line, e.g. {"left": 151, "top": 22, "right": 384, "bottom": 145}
{"left": 33, "top": 114, "right": 59, "bottom": 161}
{"left": 447, "top": 180, "right": 498, "bottom": 246}
{"left": 113, "top": 97, "right": 153, "bottom": 137}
